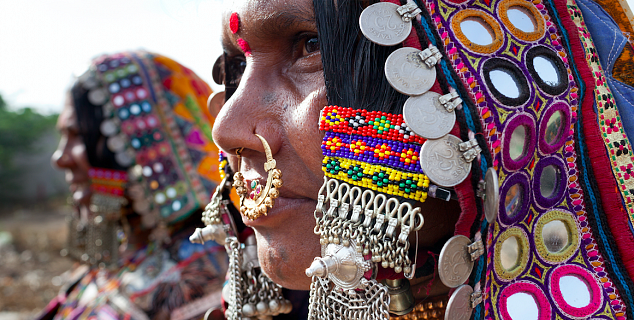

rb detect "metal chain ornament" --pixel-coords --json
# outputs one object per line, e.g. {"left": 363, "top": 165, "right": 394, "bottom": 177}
{"left": 190, "top": 158, "right": 291, "bottom": 320}
{"left": 233, "top": 134, "right": 283, "bottom": 220}
{"left": 306, "top": 178, "right": 425, "bottom": 319}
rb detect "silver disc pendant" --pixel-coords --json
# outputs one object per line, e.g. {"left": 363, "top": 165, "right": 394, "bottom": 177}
{"left": 385, "top": 47, "right": 436, "bottom": 96}
{"left": 403, "top": 92, "right": 455, "bottom": 139}
{"left": 445, "top": 285, "right": 474, "bottom": 320}
{"left": 107, "top": 134, "right": 126, "bottom": 153}
{"left": 359, "top": 2, "right": 411, "bottom": 46}
{"left": 438, "top": 235, "right": 474, "bottom": 288}
{"left": 484, "top": 168, "right": 500, "bottom": 223}
{"left": 420, "top": 134, "right": 471, "bottom": 187}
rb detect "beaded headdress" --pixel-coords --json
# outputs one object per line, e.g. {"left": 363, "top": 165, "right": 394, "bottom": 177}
{"left": 305, "top": 0, "right": 634, "bottom": 319}
{"left": 75, "top": 51, "right": 221, "bottom": 226}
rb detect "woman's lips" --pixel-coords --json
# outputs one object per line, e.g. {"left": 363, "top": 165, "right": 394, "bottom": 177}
{"left": 242, "top": 195, "right": 316, "bottom": 227}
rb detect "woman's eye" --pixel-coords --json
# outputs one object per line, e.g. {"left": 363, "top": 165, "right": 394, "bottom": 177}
{"left": 227, "top": 57, "right": 247, "bottom": 85}
{"left": 303, "top": 37, "right": 320, "bottom": 55}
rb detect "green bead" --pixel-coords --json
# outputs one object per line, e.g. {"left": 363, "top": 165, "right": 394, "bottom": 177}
{"left": 352, "top": 175, "right": 358, "bottom": 181}
{"left": 399, "top": 183, "right": 405, "bottom": 188}
{"left": 326, "top": 164, "right": 332, "bottom": 169}
{"left": 348, "top": 170, "right": 354, "bottom": 175}
{"left": 383, "top": 178, "right": 389, "bottom": 184}
{"left": 381, "top": 116, "right": 386, "bottom": 120}
{"left": 373, "top": 176, "right": 378, "bottom": 181}
{"left": 377, "top": 182, "right": 383, "bottom": 187}
{"left": 353, "top": 166, "right": 359, "bottom": 171}
{"left": 373, "top": 125, "right": 378, "bottom": 130}
{"left": 335, "top": 166, "right": 340, "bottom": 171}
{"left": 357, "top": 172, "right": 363, "bottom": 177}
{"left": 378, "top": 173, "right": 384, "bottom": 178}
{"left": 405, "top": 188, "right": 411, "bottom": 193}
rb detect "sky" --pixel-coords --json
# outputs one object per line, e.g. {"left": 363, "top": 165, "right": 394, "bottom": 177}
{"left": 0, "top": 0, "right": 225, "bottom": 114}
{"left": 1, "top": 0, "right": 634, "bottom": 114}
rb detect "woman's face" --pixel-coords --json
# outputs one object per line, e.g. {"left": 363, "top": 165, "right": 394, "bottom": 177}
{"left": 51, "top": 94, "right": 92, "bottom": 217}
{"left": 213, "top": 0, "right": 325, "bottom": 290}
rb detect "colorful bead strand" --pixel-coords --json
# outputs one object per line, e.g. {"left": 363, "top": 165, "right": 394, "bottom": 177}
{"left": 320, "top": 106, "right": 427, "bottom": 145}
{"left": 322, "top": 156, "right": 429, "bottom": 202}
{"left": 322, "top": 131, "right": 424, "bottom": 174}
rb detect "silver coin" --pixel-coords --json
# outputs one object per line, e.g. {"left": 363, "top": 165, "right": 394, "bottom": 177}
{"left": 100, "top": 119, "right": 118, "bottom": 137}
{"left": 88, "top": 88, "right": 108, "bottom": 105}
{"left": 420, "top": 135, "right": 471, "bottom": 187}
{"left": 403, "top": 92, "right": 455, "bottom": 139}
{"left": 385, "top": 47, "right": 436, "bottom": 95}
{"left": 359, "top": 2, "right": 411, "bottom": 46}
{"left": 438, "top": 235, "right": 474, "bottom": 288}
{"left": 484, "top": 168, "right": 500, "bottom": 223}
{"left": 107, "top": 134, "right": 126, "bottom": 153}
{"left": 115, "top": 149, "right": 135, "bottom": 167}
{"left": 445, "top": 285, "right": 474, "bottom": 320}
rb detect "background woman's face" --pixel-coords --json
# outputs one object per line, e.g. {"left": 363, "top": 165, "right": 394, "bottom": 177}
{"left": 51, "top": 95, "right": 92, "bottom": 215}
{"left": 213, "top": 0, "right": 325, "bottom": 290}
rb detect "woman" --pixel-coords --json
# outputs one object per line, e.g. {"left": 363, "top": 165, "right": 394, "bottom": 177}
{"left": 42, "top": 51, "right": 227, "bottom": 320}
{"left": 211, "top": 0, "right": 634, "bottom": 319}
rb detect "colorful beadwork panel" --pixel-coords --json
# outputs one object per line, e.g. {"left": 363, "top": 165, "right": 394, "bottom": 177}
{"left": 320, "top": 106, "right": 431, "bottom": 202}
{"left": 92, "top": 52, "right": 220, "bottom": 223}
{"left": 421, "top": 0, "right": 626, "bottom": 318}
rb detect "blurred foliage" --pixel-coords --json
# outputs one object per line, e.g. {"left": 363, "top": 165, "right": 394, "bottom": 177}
{"left": 0, "top": 93, "right": 59, "bottom": 203}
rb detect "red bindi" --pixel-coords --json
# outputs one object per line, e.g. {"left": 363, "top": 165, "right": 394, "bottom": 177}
{"left": 237, "top": 38, "right": 252, "bottom": 57}
{"left": 230, "top": 12, "right": 240, "bottom": 34}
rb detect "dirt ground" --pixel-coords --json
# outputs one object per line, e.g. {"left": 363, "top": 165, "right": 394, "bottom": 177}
{"left": 0, "top": 201, "right": 75, "bottom": 319}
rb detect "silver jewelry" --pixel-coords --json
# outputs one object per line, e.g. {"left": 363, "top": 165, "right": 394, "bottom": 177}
{"left": 419, "top": 134, "right": 472, "bottom": 187}
{"left": 359, "top": 2, "right": 413, "bottom": 46}
{"left": 403, "top": 91, "right": 456, "bottom": 139}
{"left": 306, "top": 178, "right": 425, "bottom": 319}
{"left": 384, "top": 47, "right": 437, "bottom": 96}
{"left": 191, "top": 173, "right": 292, "bottom": 320}
{"left": 65, "top": 193, "right": 125, "bottom": 268}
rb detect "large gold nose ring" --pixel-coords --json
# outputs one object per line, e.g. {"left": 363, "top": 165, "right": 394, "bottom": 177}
{"left": 232, "top": 134, "right": 283, "bottom": 220}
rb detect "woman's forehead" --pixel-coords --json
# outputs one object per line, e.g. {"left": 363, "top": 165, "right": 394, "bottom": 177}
{"left": 221, "top": 0, "right": 315, "bottom": 41}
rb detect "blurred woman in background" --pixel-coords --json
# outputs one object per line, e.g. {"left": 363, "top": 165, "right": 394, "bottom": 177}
{"left": 40, "top": 51, "right": 227, "bottom": 320}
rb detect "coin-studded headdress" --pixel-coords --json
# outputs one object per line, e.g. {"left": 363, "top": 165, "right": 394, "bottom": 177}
{"left": 306, "top": 0, "right": 634, "bottom": 319}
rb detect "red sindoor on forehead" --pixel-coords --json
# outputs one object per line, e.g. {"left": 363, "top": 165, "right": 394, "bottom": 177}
{"left": 237, "top": 38, "right": 252, "bottom": 57}
{"left": 230, "top": 12, "right": 251, "bottom": 57}
{"left": 230, "top": 12, "right": 240, "bottom": 34}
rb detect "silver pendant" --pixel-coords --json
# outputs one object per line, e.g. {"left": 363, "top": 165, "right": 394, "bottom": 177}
{"left": 403, "top": 91, "right": 455, "bottom": 139}
{"left": 359, "top": 2, "right": 412, "bottom": 46}
{"left": 419, "top": 135, "right": 471, "bottom": 187}
{"left": 306, "top": 240, "right": 371, "bottom": 290}
{"left": 445, "top": 285, "right": 475, "bottom": 320}
{"left": 193, "top": 177, "right": 292, "bottom": 320}
{"left": 438, "top": 235, "right": 474, "bottom": 288}
{"left": 484, "top": 168, "right": 500, "bottom": 223}
{"left": 384, "top": 47, "right": 437, "bottom": 96}
{"left": 307, "top": 178, "right": 426, "bottom": 319}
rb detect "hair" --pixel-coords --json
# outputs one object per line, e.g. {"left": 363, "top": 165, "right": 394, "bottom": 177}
{"left": 70, "top": 81, "right": 126, "bottom": 171}
{"left": 314, "top": 0, "right": 408, "bottom": 114}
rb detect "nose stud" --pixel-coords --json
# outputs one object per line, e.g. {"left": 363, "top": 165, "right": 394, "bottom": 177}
{"left": 233, "top": 134, "right": 283, "bottom": 220}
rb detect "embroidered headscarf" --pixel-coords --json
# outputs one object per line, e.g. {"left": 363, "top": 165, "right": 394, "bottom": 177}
{"left": 72, "top": 51, "right": 221, "bottom": 225}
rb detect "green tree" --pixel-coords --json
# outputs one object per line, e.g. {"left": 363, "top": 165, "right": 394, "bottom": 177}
{"left": 0, "top": 93, "right": 58, "bottom": 204}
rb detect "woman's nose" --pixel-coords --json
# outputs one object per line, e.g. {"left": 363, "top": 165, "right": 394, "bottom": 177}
{"left": 212, "top": 67, "right": 282, "bottom": 158}
{"left": 51, "top": 137, "right": 74, "bottom": 169}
